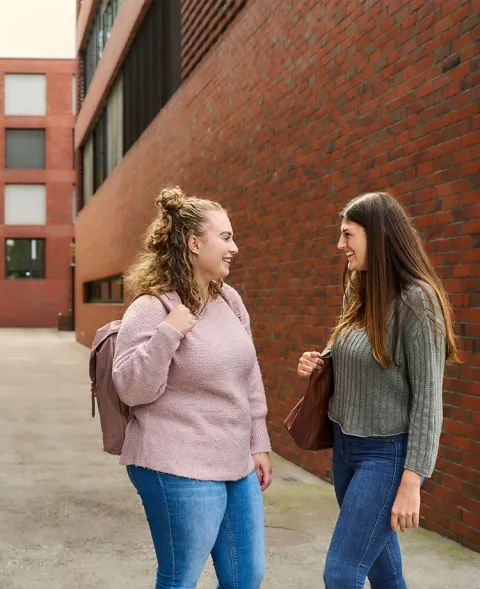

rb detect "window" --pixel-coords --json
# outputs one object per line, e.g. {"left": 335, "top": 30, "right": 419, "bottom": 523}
{"left": 5, "top": 129, "right": 46, "bottom": 169}
{"left": 111, "top": 0, "right": 120, "bottom": 19}
{"left": 85, "top": 274, "right": 123, "bottom": 303}
{"left": 103, "top": 0, "right": 115, "bottom": 45}
{"left": 83, "top": 135, "right": 94, "bottom": 205}
{"left": 79, "top": 0, "right": 181, "bottom": 206}
{"left": 82, "top": 0, "right": 122, "bottom": 95}
{"left": 106, "top": 74, "right": 123, "bottom": 174}
{"left": 81, "top": 78, "right": 123, "bottom": 205}
{"left": 4, "top": 74, "right": 46, "bottom": 116}
{"left": 4, "top": 185, "right": 46, "bottom": 225}
{"left": 83, "top": 28, "right": 96, "bottom": 92}
{"left": 72, "top": 186, "right": 76, "bottom": 224}
{"left": 5, "top": 239, "right": 46, "bottom": 279}
{"left": 73, "top": 129, "right": 76, "bottom": 169}
{"left": 123, "top": 0, "right": 181, "bottom": 153}
{"left": 72, "top": 74, "right": 77, "bottom": 115}
{"left": 93, "top": 111, "right": 107, "bottom": 191}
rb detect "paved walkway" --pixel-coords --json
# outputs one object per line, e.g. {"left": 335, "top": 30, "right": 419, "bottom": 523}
{"left": 0, "top": 329, "right": 478, "bottom": 588}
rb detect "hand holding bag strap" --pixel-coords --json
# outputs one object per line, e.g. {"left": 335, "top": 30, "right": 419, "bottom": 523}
{"left": 283, "top": 348, "right": 334, "bottom": 451}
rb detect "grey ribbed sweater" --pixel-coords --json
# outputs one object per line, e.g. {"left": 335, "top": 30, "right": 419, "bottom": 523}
{"left": 328, "top": 284, "right": 446, "bottom": 478}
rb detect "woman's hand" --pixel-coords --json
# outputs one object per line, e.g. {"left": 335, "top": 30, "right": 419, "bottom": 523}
{"left": 252, "top": 452, "right": 273, "bottom": 492}
{"left": 163, "top": 304, "right": 197, "bottom": 336}
{"left": 391, "top": 470, "right": 422, "bottom": 532}
{"left": 297, "top": 351, "right": 324, "bottom": 378}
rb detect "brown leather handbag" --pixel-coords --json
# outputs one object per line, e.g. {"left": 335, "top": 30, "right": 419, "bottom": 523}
{"left": 283, "top": 348, "right": 334, "bottom": 451}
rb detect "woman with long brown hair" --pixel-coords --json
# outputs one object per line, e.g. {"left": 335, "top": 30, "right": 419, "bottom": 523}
{"left": 297, "top": 192, "right": 459, "bottom": 589}
{"left": 113, "top": 186, "right": 272, "bottom": 589}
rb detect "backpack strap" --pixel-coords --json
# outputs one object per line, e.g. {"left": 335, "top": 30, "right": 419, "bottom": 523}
{"left": 132, "top": 289, "right": 240, "bottom": 321}
{"left": 221, "top": 287, "right": 242, "bottom": 322}
{"left": 130, "top": 292, "right": 174, "bottom": 313}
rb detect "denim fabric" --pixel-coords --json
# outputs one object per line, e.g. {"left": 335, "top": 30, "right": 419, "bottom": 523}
{"left": 324, "top": 423, "right": 409, "bottom": 589}
{"left": 126, "top": 466, "right": 265, "bottom": 589}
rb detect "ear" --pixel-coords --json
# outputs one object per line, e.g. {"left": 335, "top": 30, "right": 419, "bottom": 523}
{"left": 188, "top": 234, "right": 201, "bottom": 255}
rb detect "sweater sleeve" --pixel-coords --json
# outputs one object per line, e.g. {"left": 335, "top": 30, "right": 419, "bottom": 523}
{"left": 404, "top": 291, "right": 446, "bottom": 478}
{"left": 225, "top": 285, "right": 271, "bottom": 454}
{"left": 112, "top": 295, "right": 184, "bottom": 407}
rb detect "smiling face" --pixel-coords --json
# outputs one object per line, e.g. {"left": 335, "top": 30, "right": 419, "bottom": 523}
{"left": 337, "top": 217, "right": 367, "bottom": 272}
{"left": 188, "top": 210, "right": 239, "bottom": 284}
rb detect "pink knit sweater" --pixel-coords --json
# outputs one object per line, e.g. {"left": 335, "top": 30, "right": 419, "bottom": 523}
{"left": 112, "top": 284, "right": 271, "bottom": 481}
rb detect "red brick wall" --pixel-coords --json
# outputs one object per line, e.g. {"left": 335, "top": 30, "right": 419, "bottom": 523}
{"left": 0, "top": 59, "right": 76, "bottom": 327}
{"left": 76, "top": 0, "right": 479, "bottom": 550}
{"left": 181, "top": 0, "right": 247, "bottom": 78}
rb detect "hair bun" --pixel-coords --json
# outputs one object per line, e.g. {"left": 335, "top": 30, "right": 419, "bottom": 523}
{"left": 155, "top": 186, "right": 186, "bottom": 213}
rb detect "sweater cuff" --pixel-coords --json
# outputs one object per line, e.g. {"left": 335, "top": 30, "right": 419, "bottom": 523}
{"left": 159, "top": 321, "right": 185, "bottom": 340}
{"left": 146, "top": 321, "right": 184, "bottom": 365}
{"left": 404, "top": 454, "right": 435, "bottom": 479}
{"left": 250, "top": 418, "right": 271, "bottom": 454}
{"left": 404, "top": 450, "right": 437, "bottom": 479}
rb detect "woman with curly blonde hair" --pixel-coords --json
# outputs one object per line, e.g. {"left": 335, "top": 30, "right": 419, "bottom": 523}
{"left": 113, "top": 187, "right": 272, "bottom": 589}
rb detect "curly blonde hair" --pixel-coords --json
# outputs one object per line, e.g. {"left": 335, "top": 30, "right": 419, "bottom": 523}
{"left": 124, "top": 186, "right": 226, "bottom": 312}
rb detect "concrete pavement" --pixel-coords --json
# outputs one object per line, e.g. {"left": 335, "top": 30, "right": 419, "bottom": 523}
{"left": 0, "top": 329, "right": 478, "bottom": 589}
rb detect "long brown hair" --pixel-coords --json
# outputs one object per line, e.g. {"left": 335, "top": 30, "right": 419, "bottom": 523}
{"left": 124, "top": 186, "right": 225, "bottom": 312}
{"left": 328, "top": 192, "right": 459, "bottom": 367}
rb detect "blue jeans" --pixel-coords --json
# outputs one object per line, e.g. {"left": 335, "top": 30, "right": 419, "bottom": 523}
{"left": 324, "top": 423, "right": 409, "bottom": 589}
{"left": 126, "top": 466, "right": 265, "bottom": 589}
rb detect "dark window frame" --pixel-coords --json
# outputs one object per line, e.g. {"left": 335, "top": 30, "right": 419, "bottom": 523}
{"left": 5, "top": 238, "right": 46, "bottom": 279}
{"left": 84, "top": 274, "right": 124, "bottom": 303}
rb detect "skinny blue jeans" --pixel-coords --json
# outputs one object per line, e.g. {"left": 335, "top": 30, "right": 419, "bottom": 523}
{"left": 324, "top": 423, "right": 409, "bottom": 589}
{"left": 126, "top": 466, "right": 265, "bottom": 589}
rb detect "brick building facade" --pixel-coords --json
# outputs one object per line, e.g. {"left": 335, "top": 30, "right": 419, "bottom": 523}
{"left": 0, "top": 58, "right": 76, "bottom": 327}
{"left": 75, "top": 0, "right": 479, "bottom": 550}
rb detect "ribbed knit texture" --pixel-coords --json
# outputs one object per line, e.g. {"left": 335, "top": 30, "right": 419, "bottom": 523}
{"left": 112, "top": 284, "right": 271, "bottom": 481}
{"left": 329, "top": 284, "right": 446, "bottom": 478}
